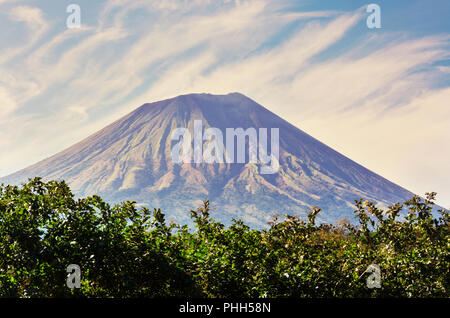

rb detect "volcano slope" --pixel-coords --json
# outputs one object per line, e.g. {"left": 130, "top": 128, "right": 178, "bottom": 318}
{"left": 1, "top": 93, "right": 414, "bottom": 227}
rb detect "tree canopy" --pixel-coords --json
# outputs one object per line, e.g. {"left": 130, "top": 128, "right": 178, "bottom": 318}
{"left": 0, "top": 178, "right": 448, "bottom": 297}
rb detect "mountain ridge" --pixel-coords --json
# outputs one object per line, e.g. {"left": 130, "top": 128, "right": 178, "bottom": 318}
{"left": 1, "top": 92, "right": 414, "bottom": 227}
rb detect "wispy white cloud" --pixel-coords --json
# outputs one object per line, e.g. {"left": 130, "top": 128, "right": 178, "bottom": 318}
{"left": 0, "top": 0, "right": 24, "bottom": 6}
{"left": 0, "top": 5, "right": 48, "bottom": 63}
{"left": 0, "top": 86, "right": 17, "bottom": 115}
{"left": 0, "top": 5, "right": 48, "bottom": 117}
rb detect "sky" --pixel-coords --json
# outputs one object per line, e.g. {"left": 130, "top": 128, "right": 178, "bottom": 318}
{"left": 0, "top": 0, "right": 449, "bottom": 208}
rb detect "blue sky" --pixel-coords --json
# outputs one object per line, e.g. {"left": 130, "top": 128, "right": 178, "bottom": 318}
{"left": 0, "top": 0, "right": 449, "bottom": 207}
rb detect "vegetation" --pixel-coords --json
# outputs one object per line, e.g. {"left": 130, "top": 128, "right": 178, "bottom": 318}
{"left": 0, "top": 178, "right": 448, "bottom": 298}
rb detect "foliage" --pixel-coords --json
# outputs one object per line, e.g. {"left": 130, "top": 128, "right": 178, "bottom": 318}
{"left": 0, "top": 178, "right": 448, "bottom": 298}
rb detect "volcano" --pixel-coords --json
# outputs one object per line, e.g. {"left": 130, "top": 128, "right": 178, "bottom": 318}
{"left": 1, "top": 93, "right": 414, "bottom": 227}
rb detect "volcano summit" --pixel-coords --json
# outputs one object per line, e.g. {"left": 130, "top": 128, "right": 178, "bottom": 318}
{"left": 1, "top": 93, "right": 414, "bottom": 227}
